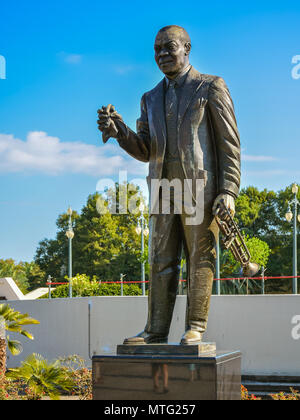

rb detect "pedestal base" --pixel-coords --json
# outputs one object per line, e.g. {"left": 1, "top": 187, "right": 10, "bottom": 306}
{"left": 92, "top": 350, "right": 241, "bottom": 400}
{"left": 117, "top": 342, "right": 216, "bottom": 356}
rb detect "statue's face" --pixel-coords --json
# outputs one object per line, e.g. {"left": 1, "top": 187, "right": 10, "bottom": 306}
{"left": 154, "top": 29, "right": 190, "bottom": 77}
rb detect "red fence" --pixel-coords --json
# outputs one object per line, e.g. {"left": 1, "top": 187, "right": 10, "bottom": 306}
{"left": 46, "top": 275, "right": 300, "bottom": 286}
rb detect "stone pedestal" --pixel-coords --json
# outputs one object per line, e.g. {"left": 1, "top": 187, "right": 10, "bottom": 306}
{"left": 92, "top": 350, "right": 241, "bottom": 400}
{"left": 117, "top": 342, "right": 216, "bottom": 356}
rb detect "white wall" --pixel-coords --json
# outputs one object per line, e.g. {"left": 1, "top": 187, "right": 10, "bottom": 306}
{"left": 4, "top": 295, "right": 300, "bottom": 376}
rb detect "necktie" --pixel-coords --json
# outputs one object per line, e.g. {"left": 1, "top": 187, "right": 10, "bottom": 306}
{"left": 165, "top": 80, "right": 179, "bottom": 160}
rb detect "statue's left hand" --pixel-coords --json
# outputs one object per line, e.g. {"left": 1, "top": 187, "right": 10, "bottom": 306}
{"left": 212, "top": 193, "right": 235, "bottom": 217}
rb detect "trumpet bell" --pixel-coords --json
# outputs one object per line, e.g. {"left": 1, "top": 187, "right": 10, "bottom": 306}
{"left": 242, "top": 262, "right": 260, "bottom": 278}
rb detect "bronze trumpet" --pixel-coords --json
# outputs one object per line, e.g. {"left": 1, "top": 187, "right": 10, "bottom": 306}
{"left": 215, "top": 200, "right": 260, "bottom": 278}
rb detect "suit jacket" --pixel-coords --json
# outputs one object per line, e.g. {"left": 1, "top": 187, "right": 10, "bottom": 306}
{"left": 116, "top": 66, "right": 241, "bottom": 199}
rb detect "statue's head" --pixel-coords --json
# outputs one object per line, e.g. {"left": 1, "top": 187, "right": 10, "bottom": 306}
{"left": 154, "top": 25, "right": 191, "bottom": 77}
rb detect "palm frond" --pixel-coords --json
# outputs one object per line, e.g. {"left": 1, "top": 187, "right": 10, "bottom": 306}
{"left": 7, "top": 353, "right": 76, "bottom": 399}
{"left": 7, "top": 336, "right": 23, "bottom": 356}
{"left": 20, "top": 330, "right": 34, "bottom": 340}
{"left": 0, "top": 303, "right": 39, "bottom": 355}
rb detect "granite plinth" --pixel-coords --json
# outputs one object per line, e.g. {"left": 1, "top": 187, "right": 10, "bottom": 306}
{"left": 92, "top": 350, "right": 242, "bottom": 400}
{"left": 117, "top": 342, "right": 216, "bottom": 356}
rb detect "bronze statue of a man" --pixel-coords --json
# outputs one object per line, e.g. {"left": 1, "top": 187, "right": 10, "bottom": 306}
{"left": 97, "top": 25, "right": 240, "bottom": 345}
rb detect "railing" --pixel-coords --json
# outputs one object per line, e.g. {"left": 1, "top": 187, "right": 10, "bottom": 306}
{"left": 45, "top": 276, "right": 300, "bottom": 298}
{"left": 46, "top": 275, "right": 300, "bottom": 285}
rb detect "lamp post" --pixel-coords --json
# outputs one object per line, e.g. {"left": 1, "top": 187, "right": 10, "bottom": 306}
{"left": 66, "top": 206, "right": 74, "bottom": 298}
{"left": 285, "top": 183, "right": 300, "bottom": 295}
{"left": 48, "top": 275, "right": 52, "bottom": 299}
{"left": 135, "top": 203, "right": 149, "bottom": 296}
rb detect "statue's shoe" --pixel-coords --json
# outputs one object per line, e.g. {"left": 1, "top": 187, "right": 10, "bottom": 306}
{"left": 180, "top": 329, "right": 203, "bottom": 345}
{"left": 123, "top": 331, "right": 168, "bottom": 345}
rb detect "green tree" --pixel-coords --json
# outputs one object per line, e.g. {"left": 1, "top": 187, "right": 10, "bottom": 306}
{"left": 217, "top": 236, "right": 270, "bottom": 295}
{"left": 235, "top": 186, "right": 278, "bottom": 236}
{"left": 34, "top": 210, "right": 80, "bottom": 282}
{"left": 0, "top": 259, "right": 30, "bottom": 293}
{"left": 233, "top": 185, "right": 300, "bottom": 293}
{"left": 34, "top": 183, "right": 148, "bottom": 287}
{"left": 0, "top": 260, "right": 46, "bottom": 293}
{"left": 23, "top": 262, "right": 46, "bottom": 291}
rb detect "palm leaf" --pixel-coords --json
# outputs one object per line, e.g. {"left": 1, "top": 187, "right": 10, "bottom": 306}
{"left": 7, "top": 353, "right": 76, "bottom": 399}
{"left": 0, "top": 303, "right": 39, "bottom": 355}
{"left": 7, "top": 337, "right": 23, "bottom": 355}
{"left": 5, "top": 322, "right": 22, "bottom": 332}
{"left": 18, "top": 319, "right": 40, "bottom": 326}
{"left": 20, "top": 330, "right": 34, "bottom": 340}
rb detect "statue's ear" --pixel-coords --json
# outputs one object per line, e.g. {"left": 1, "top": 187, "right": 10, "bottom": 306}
{"left": 185, "top": 42, "right": 191, "bottom": 55}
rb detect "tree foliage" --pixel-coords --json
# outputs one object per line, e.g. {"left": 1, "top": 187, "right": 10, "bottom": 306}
{"left": 0, "top": 259, "right": 45, "bottom": 293}
{"left": 232, "top": 184, "right": 300, "bottom": 293}
{"left": 30, "top": 182, "right": 300, "bottom": 295}
{"left": 0, "top": 259, "right": 30, "bottom": 293}
{"left": 221, "top": 236, "right": 271, "bottom": 278}
{"left": 34, "top": 183, "right": 148, "bottom": 287}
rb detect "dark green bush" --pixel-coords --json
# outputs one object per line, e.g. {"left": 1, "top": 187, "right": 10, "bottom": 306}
{"left": 43, "top": 274, "right": 142, "bottom": 298}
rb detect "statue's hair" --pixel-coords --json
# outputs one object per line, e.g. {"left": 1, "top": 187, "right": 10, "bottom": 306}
{"left": 157, "top": 25, "right": 191, "bottom": 46}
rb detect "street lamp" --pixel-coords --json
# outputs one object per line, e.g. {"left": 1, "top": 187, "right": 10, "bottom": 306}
{"left": 285, "top": 183, "right": 299, "bottom": 294}
{"left": 66, "top": 206, "right": 74, "bottom": 298}
{"left": 47, "top": 275, "right": 52, "bottom": 299}
{"left": 135, "top": 203, "right": 149, "bottom": 296}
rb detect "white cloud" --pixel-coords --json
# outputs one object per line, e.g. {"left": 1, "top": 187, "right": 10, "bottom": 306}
{"left": 242, "top": 154, "right": 278, "bottom": 162}
{"left": 113, "top": 65, "right": 134, "bottom": 75}
{"left": 64, "top": 54, "right": 82, "bottom": 64}
{"left": 0, "top": 131, "right": 146, "bottom": 177}
{"left": 58, "top": 52, "right": 83, "bottom": 64}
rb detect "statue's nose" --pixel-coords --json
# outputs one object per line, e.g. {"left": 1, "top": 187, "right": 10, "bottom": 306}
{"left": 159, "top": 49, "right": 169, "bottom": 57}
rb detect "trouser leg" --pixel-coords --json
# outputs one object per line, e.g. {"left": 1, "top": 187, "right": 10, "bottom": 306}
{"left": 182, "top": 220, "right": 218, "bottom": 333}
{"left": 180, "top": 171, "right": 218, "bottom": 334}
{"left": 145, "top": 211, "right": 182, "bottom": 336}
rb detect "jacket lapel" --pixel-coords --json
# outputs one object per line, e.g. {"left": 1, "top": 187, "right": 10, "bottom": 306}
{"left": 178, "top": 67, "right": 204, "bottom": 127}
{"left": 149, "top": 79, "right": 166, "bottom": 139}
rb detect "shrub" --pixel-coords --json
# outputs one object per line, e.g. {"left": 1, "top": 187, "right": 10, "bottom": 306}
{"left": 6, "top": 354, "right": 75, "bottom": 400}
{"left": 0, "top": 375, "right": 24, "bottom": 400}
{"left": 241, "top": 385, "right": 261, "bottom": 400}
{"left": 47, "top": 274, "right": 142, "bottom": 298}
{"left": 270, "top": 388, "right": 300, "bottom": 400}
{"left": 59, "top": 355, "right": 92, "bottom": 400}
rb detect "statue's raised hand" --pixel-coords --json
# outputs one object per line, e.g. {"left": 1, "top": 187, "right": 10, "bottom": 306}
{"left": 97, "top": 104, "right": 123, "bottom": 143}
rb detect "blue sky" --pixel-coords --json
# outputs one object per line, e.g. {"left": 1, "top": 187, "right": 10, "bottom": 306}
{"left": 0, "top": 0, "right": 299, "bottom": 262}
